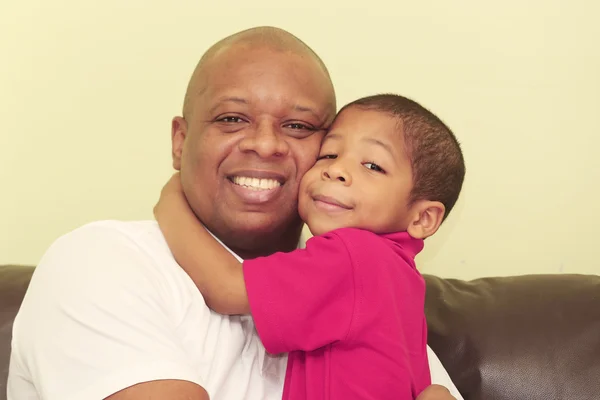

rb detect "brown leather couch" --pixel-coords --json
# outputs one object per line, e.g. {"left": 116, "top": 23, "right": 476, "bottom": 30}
{"left": 2, "top": 264, "right": 599, "bottom": 400}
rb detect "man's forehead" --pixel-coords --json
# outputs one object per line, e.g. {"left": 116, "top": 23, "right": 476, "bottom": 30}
{"left": 198, "top": 57, "right": 335, "bottom": 121}
{"left": 204, "top": 45, "right": 323, "bottom": 79}
{"left": 183, "top": 28, "right": 336, "bottom": 119}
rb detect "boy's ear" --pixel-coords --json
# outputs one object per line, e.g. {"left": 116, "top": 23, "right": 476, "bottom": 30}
{"left": 171, "top": 117, "right": 188, "bottom": 171}
{"left": 406, "top": 200, "right": 445, "bottom": 240}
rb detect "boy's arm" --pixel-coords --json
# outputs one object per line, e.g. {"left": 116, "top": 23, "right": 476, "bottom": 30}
{"left": 242, "top": 230, "right": 357, "bottom": 354}
{"left": 154, "top": 174, "right": 249, "bottom": 315}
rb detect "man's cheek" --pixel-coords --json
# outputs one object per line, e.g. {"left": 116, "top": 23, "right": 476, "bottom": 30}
{"left": 295, "top": 141, "right": 321, "bottom": 175}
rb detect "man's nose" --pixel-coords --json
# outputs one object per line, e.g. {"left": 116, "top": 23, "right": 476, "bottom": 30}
{"left": 322, "top": 160, "right": 352, "bottom": 185}
{"left": 238, "top": 119, "right": 290, "bottom": 159}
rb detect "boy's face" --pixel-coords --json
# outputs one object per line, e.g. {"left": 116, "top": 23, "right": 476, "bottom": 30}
{"left": 299, "top": 107, "right": 416, "bottom": 237}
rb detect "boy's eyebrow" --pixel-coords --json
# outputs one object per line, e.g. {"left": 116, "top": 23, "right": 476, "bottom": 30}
{"left": 362, "top": 137, "right": 395, "bottom": 157}
{"left": 322, "top": 133, "right": 342, "bottom": 143}
{"left": 323, "top": 134, "right": 395, "bottom": 157}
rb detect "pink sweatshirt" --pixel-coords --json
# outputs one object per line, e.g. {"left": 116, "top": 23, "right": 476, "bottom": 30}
{"left": 243, "top": 227, "right": 430, "bottom": 400}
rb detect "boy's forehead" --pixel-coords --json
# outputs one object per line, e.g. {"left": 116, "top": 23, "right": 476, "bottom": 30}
{"left": 323, "top": 107, "right": 409, "bottom": 162}
{"left": 326, "top": 107, "right": 404, "bottom": 142}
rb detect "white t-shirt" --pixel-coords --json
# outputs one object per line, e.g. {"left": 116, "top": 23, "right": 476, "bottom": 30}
{"left": 8, "top": 220, "right": 463, "bottom": 400}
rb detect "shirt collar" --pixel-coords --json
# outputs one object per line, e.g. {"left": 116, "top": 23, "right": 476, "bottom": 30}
{"left": 381, "top": 231, "right": 425, "bottom": 258}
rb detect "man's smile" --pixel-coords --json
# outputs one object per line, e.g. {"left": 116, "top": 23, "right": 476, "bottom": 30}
{"left": 230, "top": 176, "right": 281, "bottom": 191}
{"left": 226, "top": 171, "right": 287, "bottom": 204}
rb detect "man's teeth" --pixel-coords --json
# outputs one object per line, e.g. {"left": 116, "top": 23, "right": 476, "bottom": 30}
{"left": 232, "top": 176, "right": 281, "bottom": 191}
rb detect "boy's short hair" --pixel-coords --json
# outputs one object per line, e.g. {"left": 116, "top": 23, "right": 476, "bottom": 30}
{"left": 338, "top": 94, "right": 465, "bottom": 220}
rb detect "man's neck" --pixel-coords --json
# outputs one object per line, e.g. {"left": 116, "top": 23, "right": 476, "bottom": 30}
{"left": 210, "top": 222, "right": 303, "bottom": 260}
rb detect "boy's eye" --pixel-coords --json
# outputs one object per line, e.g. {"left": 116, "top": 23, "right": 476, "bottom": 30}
{"left": 317, "top": 154, "right": 337, "bottom": 161}
{"left": 363, "top": 162, "right": 385, "bottom": 173}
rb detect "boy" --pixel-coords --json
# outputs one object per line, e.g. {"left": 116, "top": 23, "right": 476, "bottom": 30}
{"left": 155, "top": 94, "right": 465, "bottom": 399}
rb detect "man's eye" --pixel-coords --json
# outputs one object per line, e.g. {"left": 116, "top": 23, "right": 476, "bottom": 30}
{"left": 285, "top": 123, "right": 314, "bottom": 130}
{"left": 218, "top": 116, "right": 245, "bottom": 123}
{"left": 364, "top": 162, "right": 385, "bottom": 173}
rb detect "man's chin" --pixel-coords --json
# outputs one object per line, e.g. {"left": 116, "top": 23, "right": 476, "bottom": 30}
{"left": 230, "top": 212, "right": 300, "bottom": 235}
{"left": 218, "top": 211, "right": 303, "bottom": 254}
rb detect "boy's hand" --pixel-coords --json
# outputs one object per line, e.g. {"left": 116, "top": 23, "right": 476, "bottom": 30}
{"left": 160, "top": 172, "right": 184, "bottom": 199}
{"left": 154, "top": 173, "right": 186, "bottom": 221}
{"left": 416, "top": 385, "right": 456, "bottom": 400}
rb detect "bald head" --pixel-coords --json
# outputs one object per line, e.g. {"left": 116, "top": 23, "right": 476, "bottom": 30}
{"left": 183, "top": 26, "right": 335, "bottom": 118}
{"left": 172, "top": 27, "right": 337, "bottom": 259}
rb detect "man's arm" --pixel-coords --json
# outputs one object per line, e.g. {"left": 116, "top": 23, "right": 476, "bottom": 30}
{"left": 416, "top": 385, "right": 456, "bottom": 400}
{"left": 154, "top": 173, "right": 249, "bottom": 315}
{"left": 106, "top": 380, "right": 208, "bottom": 400}
{"left": 103, "top": 373, "right": 453, "bottom": 400}
{"left": 427, "top": 346, "right": 464, "bottom": 399}
{"left": 8, "top": 223, "right": 208, "bottom": 400}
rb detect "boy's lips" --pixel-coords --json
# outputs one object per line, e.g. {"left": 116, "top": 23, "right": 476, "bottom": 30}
{"left": 312, "top": 194, "right": 352, "bottom": 211}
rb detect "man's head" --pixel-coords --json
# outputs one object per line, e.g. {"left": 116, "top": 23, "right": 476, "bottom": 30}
{"left": 299, "top": 94, "right": 465, "bottom": 240}
{"left": 171, "top": 27, "right": 336, "bottom": 258}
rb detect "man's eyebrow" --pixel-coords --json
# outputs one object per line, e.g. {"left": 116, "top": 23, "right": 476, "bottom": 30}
{"left": 293, "top": 104, "right": 321, "bottom": 121}
{"left": 209, "top": 96, "right": 248, "bottom": 113}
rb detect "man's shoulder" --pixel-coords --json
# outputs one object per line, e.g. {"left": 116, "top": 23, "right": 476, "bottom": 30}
{"left": 59, "top": 219, "right": 161, "bottom": 244}
{"left": 24, "top": 219, "right": 201, "bottom": 325}
{"left": 50, "top": 220, "right": 168, "bottom": 259}
{"left": 36, "top": 219, "right": 181, "bottom": 287}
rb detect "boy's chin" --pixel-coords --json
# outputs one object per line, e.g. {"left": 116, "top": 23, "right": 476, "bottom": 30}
{"left": 305, "top": 219, "right": 341, "bottom": 237}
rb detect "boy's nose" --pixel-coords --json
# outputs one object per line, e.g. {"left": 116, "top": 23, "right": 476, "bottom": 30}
{"left": 322, "top": 162, "right": 351, "bottom": 185}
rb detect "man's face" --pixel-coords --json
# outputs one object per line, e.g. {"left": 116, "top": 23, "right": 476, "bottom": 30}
{"left": 299, "top": 107, "right": 415, "bottom": 236}
{"left": 172, "top": 45, "right": 335, "bottom": 253}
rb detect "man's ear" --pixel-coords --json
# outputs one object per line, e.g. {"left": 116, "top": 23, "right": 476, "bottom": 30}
{"left": 171, "top": 117, "right": 188, "bottom": 171}
{"left": 406, "top": 200, "right": 445, "bottom": 240}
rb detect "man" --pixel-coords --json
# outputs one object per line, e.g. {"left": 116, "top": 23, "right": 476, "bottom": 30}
{"left": 8, "top": 27, "right": 461, "bottom": 399}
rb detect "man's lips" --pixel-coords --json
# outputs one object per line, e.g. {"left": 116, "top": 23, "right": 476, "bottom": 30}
{"left": 226, "top": 170, "right": 287, "bottom": 204}
{"left": 227, "top": 170, "right": 286, "bottom": 183}
{"left": 312, "top": 194, "right": 352, "bottom": 210}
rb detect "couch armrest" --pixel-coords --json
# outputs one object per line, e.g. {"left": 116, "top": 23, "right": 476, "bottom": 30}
{"left": 424, "top": 274, "right": 600, "bottom": 400}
